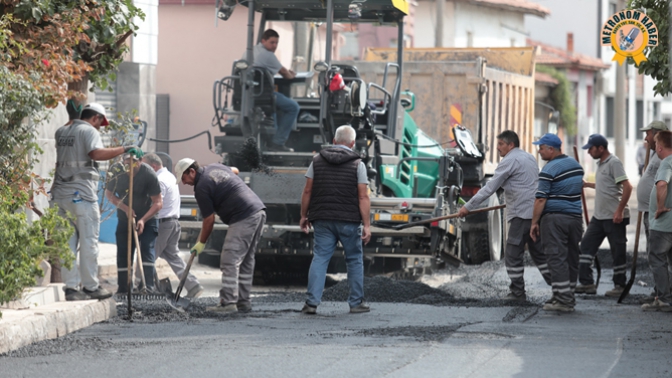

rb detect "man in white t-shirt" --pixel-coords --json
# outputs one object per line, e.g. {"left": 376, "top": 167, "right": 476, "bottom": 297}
{"left": 249, "top": 29, "right": 300, "bottom": 152}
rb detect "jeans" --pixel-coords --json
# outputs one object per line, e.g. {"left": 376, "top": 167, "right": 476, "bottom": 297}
{"left": 116, "top": 217, "right": 158, "bottom": 291}
{"left": 272, "top": 92, "right": 299, "bottom": 146}
{"left": 307, "top": 220, "right": 364, "bottom": 308}
{"left": 53, "top": 198, "right": 101, "bottom": 291}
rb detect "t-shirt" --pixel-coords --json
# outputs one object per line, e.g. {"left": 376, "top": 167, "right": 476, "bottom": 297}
{"left": 250, "top": 43, "right": 282, "bottom": 75}
{"left": 593, "top": 154, "right": 630, "bottom": 220}
{"left": 536, "top": 154, "right": 584, "bottom": 216}
{"left": 649, "top": 155, "right": 672, "bottom": 232}
{"left": 637, "top": 152, "right": 662, "bottom": 212}
{"left": 194, "top": 164, "right": 266, "bottom": 225}
{"left": 106, "top": 162, "right": 162, "bottom": 222}
{"left": 305, "top": 146, "right": 368, "bottom": 184}
{"left": 156, "top": 167, "right": 180, "bottom": 219}
{"left": 52, "top": 120, "right": 104, "bottom": 202}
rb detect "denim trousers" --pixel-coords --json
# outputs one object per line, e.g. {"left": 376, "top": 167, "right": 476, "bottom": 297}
{"left": 116, "top": 217, "right": 158, "bottom": 291}
{"left": 307, "top": 220, "right": 365, "bottom": 308}
{"left": 272, "top": 92, "right": 299, "bottom": 145}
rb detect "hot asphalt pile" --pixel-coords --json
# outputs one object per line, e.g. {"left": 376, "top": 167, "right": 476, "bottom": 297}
{"left": 229, "top": 137, "right": 273, "bottom": 174}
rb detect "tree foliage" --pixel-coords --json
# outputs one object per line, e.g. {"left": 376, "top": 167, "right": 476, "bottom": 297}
{"left": 536, "top": 65, "right": 578, "bottom": 136}
{"left": 628, "top": 0, "right": 669, "bottom": 96}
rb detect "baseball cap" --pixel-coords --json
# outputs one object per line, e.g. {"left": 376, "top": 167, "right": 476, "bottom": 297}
{"left": 582, "top": 134, "right": 608, "bottom": 150}
{"left": 640, "top": 120, "right": 668, "bottom": 132}
{"left": 532, "top": 133, "right": 562, "bottom": 148}
{"left": 83, "top": 103, "right": 109, "bottom": 126}
{"left": 174, "top": 158, "right": 195, "bottom": 184}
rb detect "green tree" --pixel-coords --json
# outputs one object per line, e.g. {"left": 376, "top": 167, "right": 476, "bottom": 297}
{"left": 627, "top": 0, "right": 669, "bottom": 96}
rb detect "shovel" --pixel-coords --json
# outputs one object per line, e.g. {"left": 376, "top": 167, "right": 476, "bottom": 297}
{"left": 166, "top": 251, "right": 197, "bottom": 312}
{"left": 374, "top": 204, "right": 506, "bottom": 231}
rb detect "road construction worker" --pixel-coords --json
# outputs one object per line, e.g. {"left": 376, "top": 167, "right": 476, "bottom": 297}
{"left": 105, "top": 153, "right": 162, "bottom": 294}
{"left": 175, "top": 158, "right": 266, "bottom": 314}
{"left": 576, "top": 134, "right": 632, "bottom": 297}
{"left": 637, "top": 121, "right": 670, "bottom": 305}
{"left": 142, "top": 153, "right": 203, "bottom": 299}
{"left": 299, "top": 125, "right": 372, "bottom": 315}
{"left": 641, "top": 130, "right": 672, "bottom": 312}
{"left": 52, "top": 102, "right": 141, "bottom": 301}
{"left": 457, "top": 130, "right": 551, "bottom": 302}
{"left": 530, "top": 133, "right": 584, "bottom": 312}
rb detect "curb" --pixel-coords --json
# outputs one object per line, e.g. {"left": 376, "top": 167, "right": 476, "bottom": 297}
{"left": 0, "top": 297, "right": 116, "bottom": 355}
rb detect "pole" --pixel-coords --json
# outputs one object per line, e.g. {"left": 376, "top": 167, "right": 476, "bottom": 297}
{"left": 126, "top": 159, "right": 135, "bottom": 317}
{"left": 614, "top": 0, "right": 626, "bottom": 161}
{"left": 435, "top": 0, "right": 444, "bottom": 47}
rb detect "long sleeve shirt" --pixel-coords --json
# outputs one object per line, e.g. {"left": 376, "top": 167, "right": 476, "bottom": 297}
{"left": 464, "top": 148, "right": 539, "bottom": 221}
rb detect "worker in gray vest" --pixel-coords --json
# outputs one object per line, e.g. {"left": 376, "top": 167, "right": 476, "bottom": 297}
{"left": 458, "top": 130, "right": 551, "bottom": 301}
{"left": 299, "top": 125, "right": 372, "bottom": 315}
{"left": 576, "top": 134, "right": 632, "bottom": 297}
{"left": 52, "top": 103, "right": 143, "bottom": 301}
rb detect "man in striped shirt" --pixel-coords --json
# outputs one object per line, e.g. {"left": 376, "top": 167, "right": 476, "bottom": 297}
{"left": 576, "top": 134, "right": 632, "bottom": 297}
{"left": 458, "top": 130, "right": 551, "bottom": 301}
{"left": 530, "top": 133, "right": 584, "bottom": 312}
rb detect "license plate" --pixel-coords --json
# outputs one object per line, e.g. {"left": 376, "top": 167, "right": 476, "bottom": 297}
{"left": 180, "top": 208, "right": 198, "bottom": 217}
{"left": 374, "top": 213, "right": 409, "bottom": 222}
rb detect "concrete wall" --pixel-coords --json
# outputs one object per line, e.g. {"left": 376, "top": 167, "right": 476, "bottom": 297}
{"left": 117, "top": 62, "right": 157, "bottom": 153}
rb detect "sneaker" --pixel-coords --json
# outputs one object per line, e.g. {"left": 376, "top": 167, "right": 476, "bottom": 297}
{"left": 542, "top": 300, "right": 575, "bottom": 312}
{"left": 639, "top": 293, "right": 657, "bottom": 305}
{"left": 298, "top": 112, "right": 318, "bottom": 123}
{"left": 605, "top": 285, "right": 625, "bottom": 297}
{"left": 503, "top": 292, "right": 527, "bottom": 302}
{"left": 350, "top": 302, "right": 371, "bottom": 314}
{"left": 237, "top": 302, "right": 252, "bottom": 313}
{"left": 206, "top": 303, "right": 238, "bottom": 314}
{"left": 65, "top": 288, "right": 90, "bottom": 301}
{"left": 185, "top": 284, "right": 204, "bottom": 299}
{"left": 575, "top": 284, "right": 597, "bottom": 294}
{"left": 642, "top": 298, "right": 672, "bottom": 312}
{"left": 267, "top": 143, "right": 294, "bottom": 152}
{"left": 83, "top": 287, "right": 113, "bottom": 300}
{"left": 301, "top": 303, "right": 317, "bottom": 315}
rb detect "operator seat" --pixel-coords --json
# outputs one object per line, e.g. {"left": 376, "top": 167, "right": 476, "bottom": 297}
{"left": 232, "top": 64, "right": 276, "bottom": 126}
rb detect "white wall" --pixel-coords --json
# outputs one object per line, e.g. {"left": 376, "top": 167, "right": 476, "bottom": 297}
{"left": 453, "top": 2, "right": 527, "bottom": 48}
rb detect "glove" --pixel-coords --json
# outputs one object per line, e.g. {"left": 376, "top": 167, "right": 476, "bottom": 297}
{"left": 190, "top": 241, "right": 206, "bottom": 255}
{"left": 124, "top": 146, "right": 144, "bottom": 159}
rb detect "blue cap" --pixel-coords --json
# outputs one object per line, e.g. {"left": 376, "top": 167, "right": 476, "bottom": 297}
{"left": 532, "top": 133, "right": 562, "bottom": 148}
{"left": 582, "top": 134, "right": 608, "bottom": 150}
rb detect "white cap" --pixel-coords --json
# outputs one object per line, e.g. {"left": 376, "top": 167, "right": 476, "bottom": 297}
{"left": 83, "top": 103, "right": 109, "bottom": 126}
{"left": 174, "top": 158, "right": 195, "bottom": 184}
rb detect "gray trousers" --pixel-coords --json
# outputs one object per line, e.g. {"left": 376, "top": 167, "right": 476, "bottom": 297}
{"left": 505, "top": 218, "right": 552, "bottom": 296}
{"left": 220, "top": 210, "right": 266, "bottom": 306}
{"left": 155, "top": 219, "right": 200, "bottom": 291}
{"left": 648, "top": 230, "right": 672, "bottom": 302}
{"left": 579, "top": 217, "right": 628, "bottom": 287}
{"left": 541, "top": 214, "right": 583, "bottom": 306}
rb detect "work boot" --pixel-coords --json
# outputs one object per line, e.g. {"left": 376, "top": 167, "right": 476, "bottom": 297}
{"left": 575, "top": 284, "right": 597, "bottom": 294}
{"left": 542, "top": 300, "right": 575, "bottom": 313}
{"left": 301, "top": 303, "right": 317, "bottom": 315}
{"left": 641, "top": 298, "right": 672, "bottom": 312}
{"left": 503, "top": 292, "right": 527, "bottom": 302}
{"left": 83, "top": 287, "right": 113, "bottom": 300}
{"left": 206, "top": 303, "right": 238, "bottom": 314}
{"left": 605, "top": 285, "right": 625, "bottom": 297}
{"left": 64, "top": 288, "right": 90, "bottom": 301}
{"left": 545, "top": 295, "right": 557, "bottom": 304}
{"left": 350, "top": 302, "right": 371, "bottom": 314}
{"left": 237, "top": 301, "right": 252, "bottom": 313}
{"left": 639, "top": 292, "right": 657, "bottom": 304}
{"left": 185, "top": 284, "right": 204, "bottom": 299}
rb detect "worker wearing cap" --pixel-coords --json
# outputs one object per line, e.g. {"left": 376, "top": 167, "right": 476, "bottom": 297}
{"left": 530, "top": 133, "right": 584, "bottom": 312}
{"left": 52, "top": 102, "right": 143, "bottom": 301}
{"left": 576, "top": 134, "right": 632, "bottom": 297}
{"left": 457, "top": 130, "right": 551, "bottom": 302}
{"left": 175, "top": 158, "right": 265, "bottom": 314}
{"left": 637, "top": 121, "right": 670, "bottom": 304}
{"left": 105, "top": 153, "right": 162, "bottom": 294}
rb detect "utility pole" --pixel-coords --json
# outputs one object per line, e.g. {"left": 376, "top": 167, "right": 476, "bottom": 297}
{"left": 614, "top": 0, "right": 626, "bottom": 161}
{"left": 435, "top": 0, "right": 444, "bottom": 47}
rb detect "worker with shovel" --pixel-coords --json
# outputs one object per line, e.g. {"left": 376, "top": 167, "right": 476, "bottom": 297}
{"left": 576, "top": 134, "right": 632, "bottom": 297}
{"left": 175, "top": 158, "right": 266, "bottom": 314}
{"left": 52, "top": 103, "right": 141, "bottom": 301}
{"left": 457, "top": 130, "right": 551, "bottom": 302}
{"left": 105, "top": 153, "right": 163, "bottom": 294}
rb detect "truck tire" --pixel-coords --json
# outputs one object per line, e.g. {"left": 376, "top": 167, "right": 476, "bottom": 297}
{"left": 463, "top": 194, "right": 503, "bottom": 264}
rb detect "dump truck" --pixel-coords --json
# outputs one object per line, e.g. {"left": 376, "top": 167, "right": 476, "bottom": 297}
{"left": 177, "top": 0, "right": 538, "bottom": 279}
